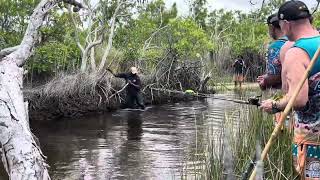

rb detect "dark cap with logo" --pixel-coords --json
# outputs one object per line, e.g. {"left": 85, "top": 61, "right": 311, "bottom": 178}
{"left": 278, "top": 0, "right": 311, "bottom": 21}
{"left": 267, "top": 13, "right": 280, "bottom": 28}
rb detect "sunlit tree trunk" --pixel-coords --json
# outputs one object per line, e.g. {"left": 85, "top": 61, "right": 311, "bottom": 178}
{"left": 70, "top": 4, "right": 103, "bottom": 72}
{"left": 98, "top": 0, "right": 121, "bottom": 72}
{"left": 0, "top": 0, "right": 82, "bottom": 179}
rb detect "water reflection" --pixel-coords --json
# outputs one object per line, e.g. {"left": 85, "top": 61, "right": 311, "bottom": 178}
{"left": 126, "top": 112, "right": 143, "bottom": 140}
{"left": 0, "top": 93, "right": 254, "bottom": 179}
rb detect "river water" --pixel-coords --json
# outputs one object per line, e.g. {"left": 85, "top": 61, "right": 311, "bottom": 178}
{"left": 0, "top": 92, "right": 253, "bottom": 180}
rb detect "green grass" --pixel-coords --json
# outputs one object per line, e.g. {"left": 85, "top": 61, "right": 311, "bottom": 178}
{"left": 212, "top": 82, "right": 260, "bottom": 92}
{"left": 185, "top": 104, "right": 297, "bottom": 179}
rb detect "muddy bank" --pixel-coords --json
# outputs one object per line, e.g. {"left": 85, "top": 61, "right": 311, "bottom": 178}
{"left": 25, "top": 70, "right": 213, "bottom": 121}
{"left": 25, "top": 87, "right": 202, "bottom": 121}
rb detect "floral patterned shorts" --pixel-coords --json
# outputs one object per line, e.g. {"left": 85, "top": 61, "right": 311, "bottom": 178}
{"left": 293, "top": 143, "right": 320, "bottom": 179}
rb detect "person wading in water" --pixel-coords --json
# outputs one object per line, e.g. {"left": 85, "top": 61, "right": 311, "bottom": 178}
{"left": 232, "top": 56, "right": 246, "bottom": 89}
{"left": 108, "top": 67, "right": 145, "bottom": 110}
{"left": 260, "top": 1, "right": 320, "bottom": 179}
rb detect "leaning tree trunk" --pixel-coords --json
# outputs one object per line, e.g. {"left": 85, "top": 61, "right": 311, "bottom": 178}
{"left": 0, "top": 0, "right": 82, "bottom": 179}
{"left": 0, "top": 60, "right": 50, "bottom": 179}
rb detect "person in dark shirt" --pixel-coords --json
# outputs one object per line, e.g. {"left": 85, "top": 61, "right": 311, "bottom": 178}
{"left": 108, "top": 67, "right": 145, "bottom": 109}
{"left": 232, "top": 57, "right": 245, "bottom": 88}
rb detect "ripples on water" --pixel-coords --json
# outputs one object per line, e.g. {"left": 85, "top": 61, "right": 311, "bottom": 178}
{"left": 0, "top": 92, "right": 253, "bottom": 180}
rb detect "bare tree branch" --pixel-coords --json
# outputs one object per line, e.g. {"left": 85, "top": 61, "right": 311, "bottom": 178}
{"left": 143, "top": 25, "right": 168, "bottom": 52}
{"left": 4, "top": 0, "right": 85, "bottom": 67}
{"left": 4, "top": 1, "right": 60, "bottom": 66}
{"left": 98, "top": 0, "right": 126, "bottom": 71}
{"left": 63, "top": 0, "right": 84, "bottom": 8}
{"left": 249, "top": 0, "right": 257, "bottom": 5}
{"left": 70, "top": 6, "right": 85, "bottom": 53}
{"left": 0, "top": 46, "right": 20, "bottom": 59}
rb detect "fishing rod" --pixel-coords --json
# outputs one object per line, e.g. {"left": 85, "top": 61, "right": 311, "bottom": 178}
{"left": 196, "top": 93, "right": 261, "bottom": 106}
{"left": 149, "top": 88, "right": 261, "bottom": 106}
{"left": 249, "top": 47, "right": 320, "bottom": 180}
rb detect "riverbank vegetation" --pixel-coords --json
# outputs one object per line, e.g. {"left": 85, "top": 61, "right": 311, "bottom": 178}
{"left": 1, "top": 0, "right": 320, "bottom": 179}
{"left": 2, "top": 0, "right": 319, "bottom": 120}
{"left": 183, "top": 100, "right": 295, "bottom": 180}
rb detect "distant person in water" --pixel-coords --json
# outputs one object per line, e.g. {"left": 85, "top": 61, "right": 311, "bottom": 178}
{"left": 232, "top": 56, "right": 246, "bottom": 88}
{"left": 257, "top": 13, "right": 287, "bottom": 90}
{"left": 108, "top": 67, "right": 145, "bottom": 109}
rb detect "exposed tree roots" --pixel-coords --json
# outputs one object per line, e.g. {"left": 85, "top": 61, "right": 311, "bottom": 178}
{"left": 25, "top": 59, "right": 213, "bottom": 121}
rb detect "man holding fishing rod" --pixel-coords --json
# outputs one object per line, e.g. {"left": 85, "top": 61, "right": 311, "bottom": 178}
{"left": 107, "top": 67, "right": 145, "bottom": 110}
{"left": 257, "top": 13, "right": 288, "bottom": 90}
{"left": 257, "top": 13, "right": 293, "bottom": 128}
{"left": 260, "top": 1, "right": 320, "bottom": 179}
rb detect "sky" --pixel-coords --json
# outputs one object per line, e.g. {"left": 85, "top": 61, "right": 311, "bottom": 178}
{"left": 165, "top": 0, "right": 319, "bottom": 16}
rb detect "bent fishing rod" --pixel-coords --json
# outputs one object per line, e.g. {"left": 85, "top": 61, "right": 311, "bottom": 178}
{"left": 150, "top": 87, "right": 261, "bottom": 106}
{"left": 196, "top": 93, "right": 261, "bottom": 106}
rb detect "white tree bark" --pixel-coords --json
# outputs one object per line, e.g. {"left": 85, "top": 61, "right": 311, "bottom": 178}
{"left": 0, "top": 0, "right": 81, "bottom": 179}
{"left": 0, "top": 61, "right": 50, "bottom": 180}
{"left": 70, "top": 6, "right": 103, "bottom": 72}
{"left": 98, "top": 0, "right": 123, "bottom": 72}
{"left": 0, "top": 46, "right": 20, "bottom": 59}
{"left": 90, "top": 45, "right": 96, "bottom": 71}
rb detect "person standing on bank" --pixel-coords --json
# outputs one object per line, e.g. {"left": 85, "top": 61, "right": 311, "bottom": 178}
{"left": 260, "top": 1, "right": 320, "bottom": 179}
{"left": 108, "top": 67, "right": 145, "bottom": 109}
{"left": 232, "top": 56, "right": 246, "bottom": 88}
{"left": 257, "top": 13, "right": 287, "bottom": 90}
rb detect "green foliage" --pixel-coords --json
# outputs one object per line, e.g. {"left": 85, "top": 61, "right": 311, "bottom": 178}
{"left": 27, "top": 41, "right": 80, "bottom": 74}
{"left": 4, "top": 0, "right": 318, "bottom": 81}
{"left": 26, "top": 11, "right": 81, "bottom": 74}
{"left": 166, "top": 18, "right": 213, "bottom": 58}
{"left": 229, "top": 19, "right": 268, "bottom": 55}
{"left": 313, "top": 12, "right": 320, "bottom": 28}
{"left": 0, "top": 0, "right": 40, "bottom": 48}
{"left": 191, "top": 0, "right": 208, "bottom": 28}
{"left": 39, "top": 12, "right": 75, "bottom": 43}
{"left": 114, "top": 0, "right": 178, "bottom": 61}
{"left": 207, "top": 9, "right": 268, "bottom": 56}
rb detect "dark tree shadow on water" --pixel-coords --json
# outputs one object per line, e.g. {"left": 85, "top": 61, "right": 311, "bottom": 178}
{"left": 126, "top": 112, "right": 143, "bottom": 141}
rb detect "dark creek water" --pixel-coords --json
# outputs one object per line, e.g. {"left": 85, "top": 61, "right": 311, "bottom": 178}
{"left": 0, "top": 92, "right": 253, "bottom": 180}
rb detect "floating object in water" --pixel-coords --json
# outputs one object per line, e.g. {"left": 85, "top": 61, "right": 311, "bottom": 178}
{"left": 121, "top": 106, "right": 152, "bottom": 112}
{"left": 185, "top": 89, "right": 195, "bottom": 95}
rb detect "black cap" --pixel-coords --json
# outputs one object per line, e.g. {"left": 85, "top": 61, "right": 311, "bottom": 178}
{"left": 278, "top": 1, "right": 311, "bottom": 21}
{"left": 267, "top": 13, "right": 280, "bottom": 28}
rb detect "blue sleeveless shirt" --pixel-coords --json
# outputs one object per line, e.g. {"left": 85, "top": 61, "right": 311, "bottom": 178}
{"left": 266, "top": 37, "right": 287, "bottom": 75}
{"left": 293, "top": 36, "right": 320, "bottom": 130}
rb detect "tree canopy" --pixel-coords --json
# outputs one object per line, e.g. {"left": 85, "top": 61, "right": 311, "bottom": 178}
{"left": 1, "top": 0, "right": 319, "bottom": 79}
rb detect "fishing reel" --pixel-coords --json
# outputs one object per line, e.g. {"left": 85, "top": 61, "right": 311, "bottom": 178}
{"left": 247, "top": 95, "right": 261, "bottom": 106}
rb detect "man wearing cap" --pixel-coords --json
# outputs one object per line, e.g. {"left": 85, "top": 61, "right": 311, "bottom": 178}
{"left": 260, "top": 1, "right": 320, "bottom": 179}
{"left": 108, "top": 67, "right": 145, "bottom": 109}
{"left": 257, "top": 13, "right": 287, "bottom": 90}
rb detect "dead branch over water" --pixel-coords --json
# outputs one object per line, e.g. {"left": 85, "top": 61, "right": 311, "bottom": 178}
{"left": 25, "top": 54, "right": 212, "bottom": 121}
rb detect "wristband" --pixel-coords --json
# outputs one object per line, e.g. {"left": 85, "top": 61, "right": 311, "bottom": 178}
{"left": 271, "top": 101, "right": 282, "bottom": 114}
